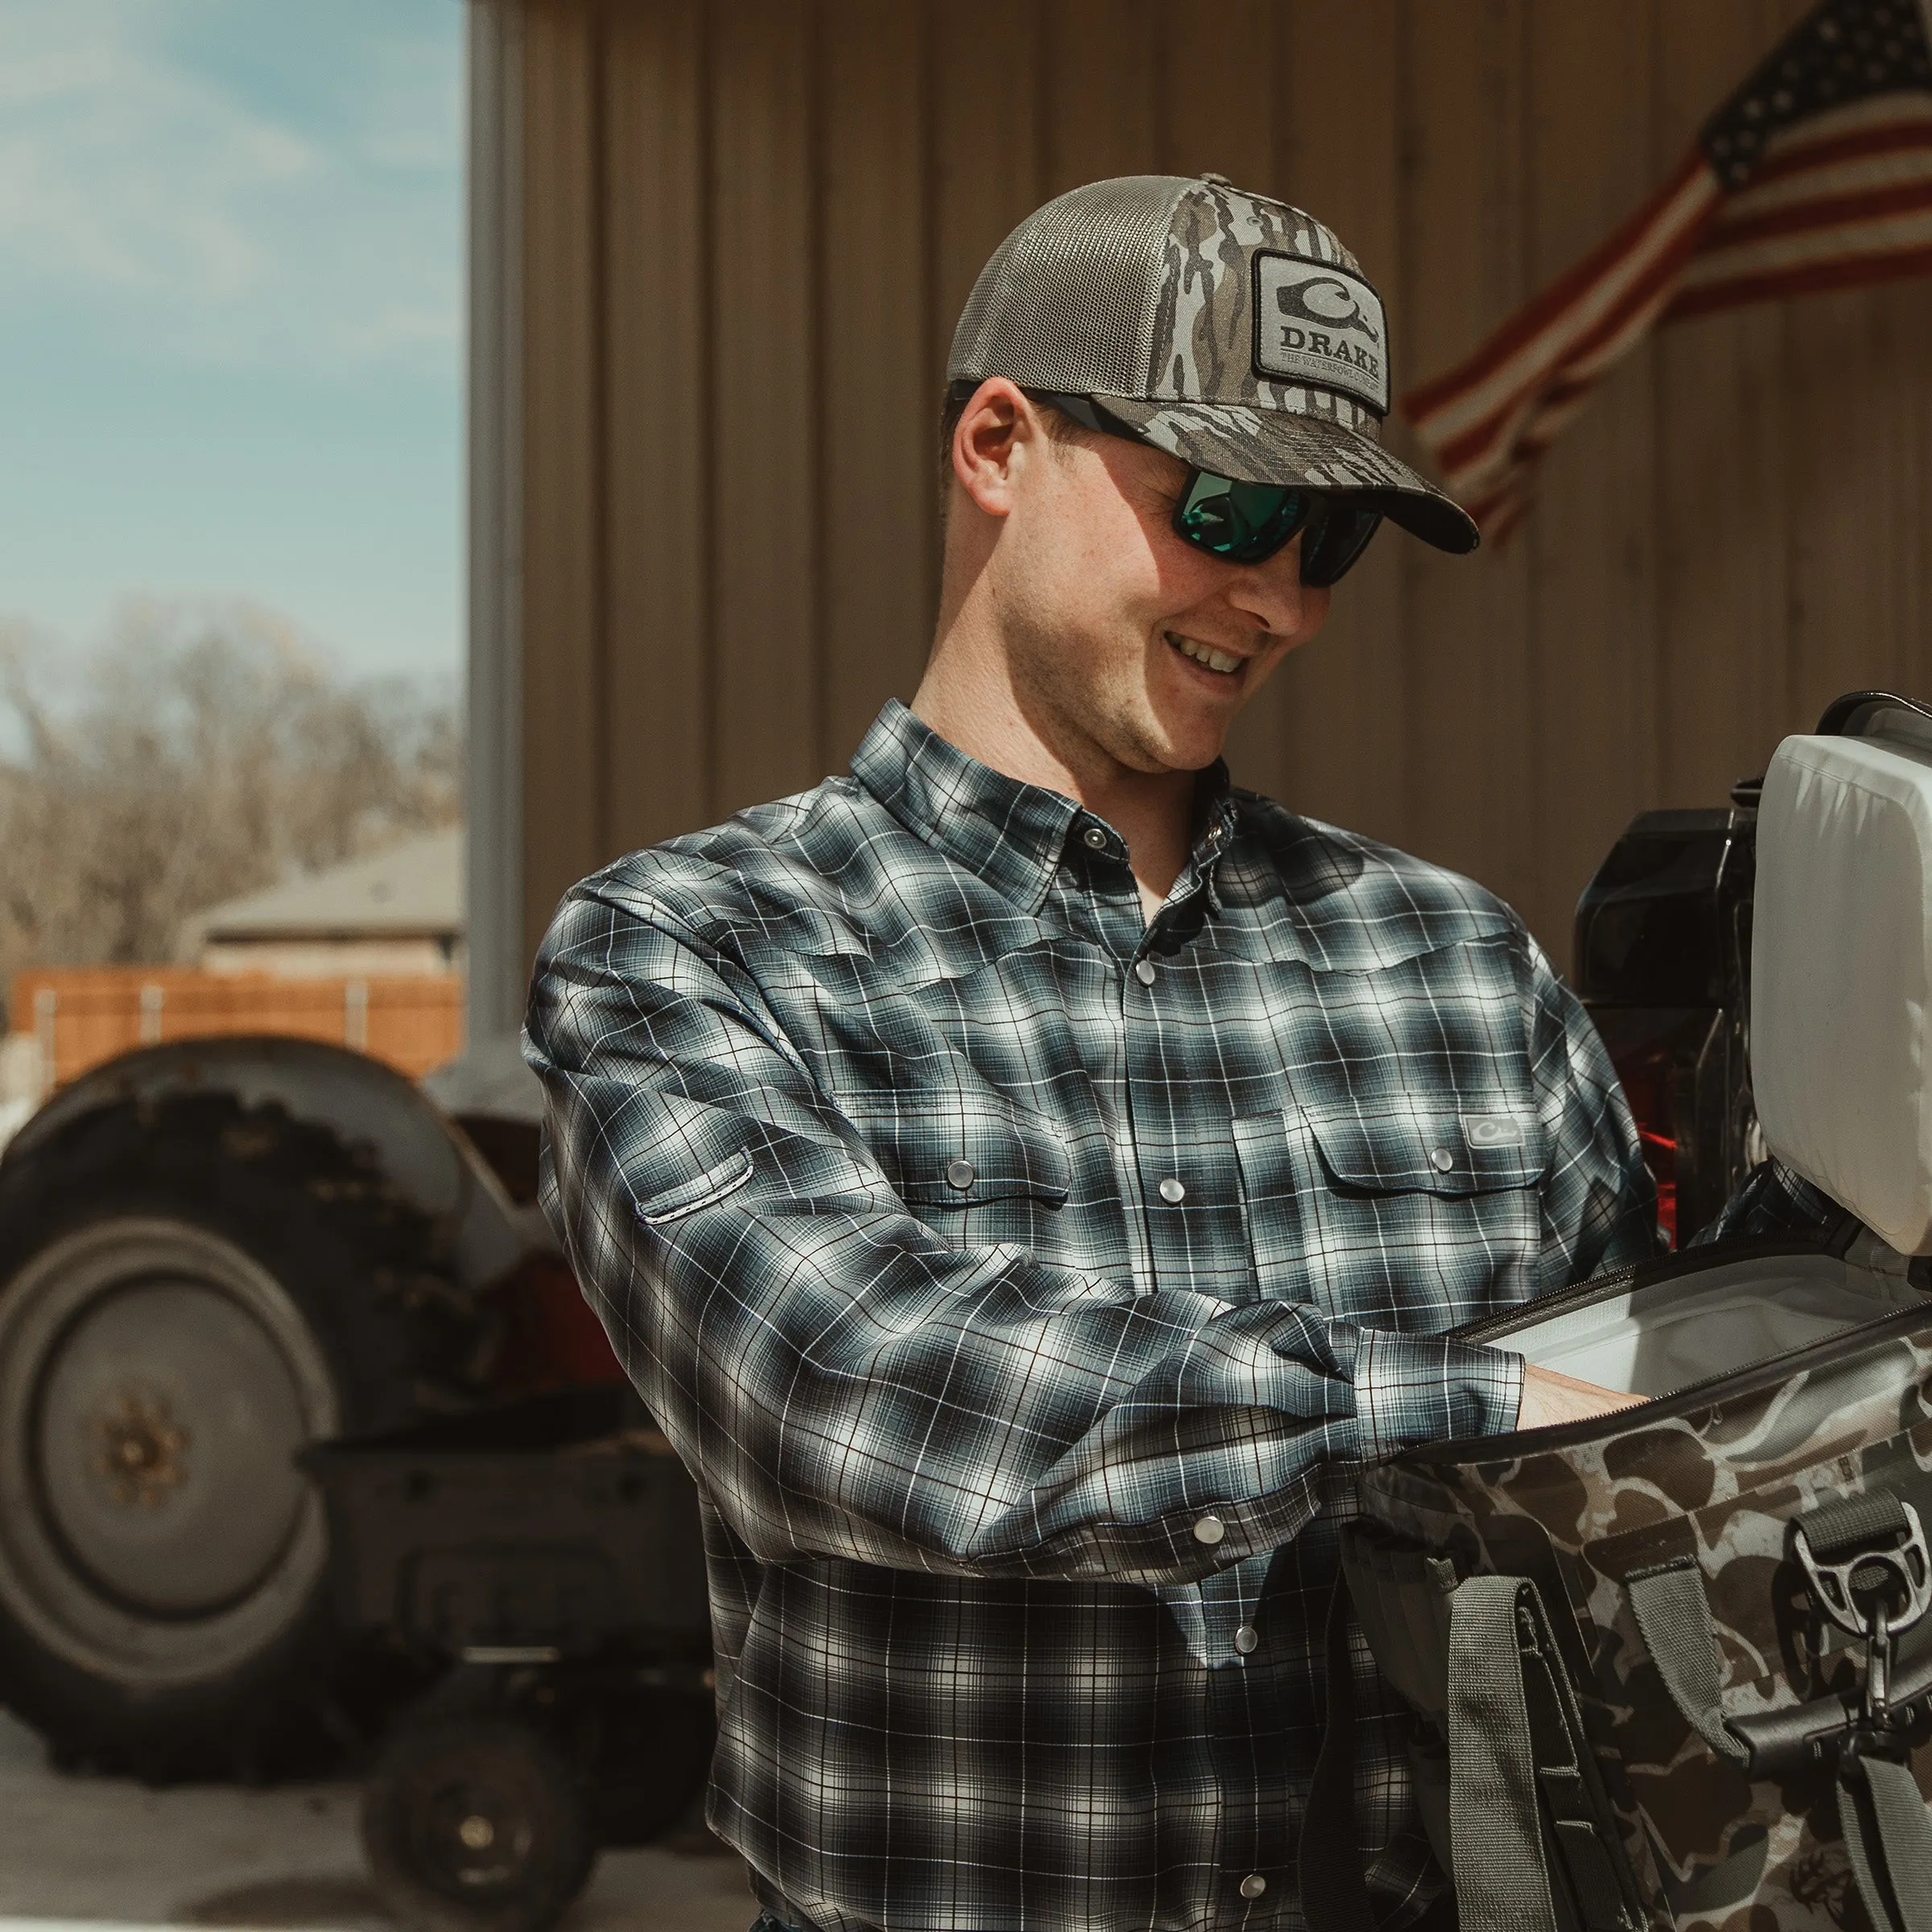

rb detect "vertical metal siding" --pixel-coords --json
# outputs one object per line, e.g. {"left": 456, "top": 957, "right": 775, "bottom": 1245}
{"left": 514, "top": 0, "right": 1931, "bottom": 969}
{"left": 463, "top": 0, "right": 525, "bottom": 1041}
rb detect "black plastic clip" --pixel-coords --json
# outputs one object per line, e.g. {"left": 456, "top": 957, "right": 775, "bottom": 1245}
{"left": 1794, "top": 1497, "right": 1931, "bottom": 1730}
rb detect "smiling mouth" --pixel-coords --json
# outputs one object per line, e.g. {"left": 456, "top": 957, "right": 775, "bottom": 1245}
{"left": 1165, "top": 632, "right": 1245, "bottom": 676}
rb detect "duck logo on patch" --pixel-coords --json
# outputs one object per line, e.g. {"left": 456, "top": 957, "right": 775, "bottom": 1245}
{"left": 1252, "top": 254, "right": 1389, "bottom": 415}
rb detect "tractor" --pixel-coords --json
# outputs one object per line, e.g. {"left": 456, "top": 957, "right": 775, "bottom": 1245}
{"left": 0, "top": 1030, "right": 612, "bottom": 1778}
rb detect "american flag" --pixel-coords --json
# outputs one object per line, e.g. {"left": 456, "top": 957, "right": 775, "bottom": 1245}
{"left": 1406, "top": 0, "right": 1932, "bottom": 539}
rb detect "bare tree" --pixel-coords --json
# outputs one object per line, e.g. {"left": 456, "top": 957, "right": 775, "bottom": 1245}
{"left": 0, "top": 599, "right": 460, "bottom": 1017}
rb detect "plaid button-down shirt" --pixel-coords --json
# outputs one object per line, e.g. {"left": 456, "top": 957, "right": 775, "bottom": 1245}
{"left": 527, "top": 700, "right": 1657, "bottom": 1932}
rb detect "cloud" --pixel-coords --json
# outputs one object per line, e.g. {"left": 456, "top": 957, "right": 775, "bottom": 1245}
{"left": 0, "top": 0, "right": 460, "bottom": 375}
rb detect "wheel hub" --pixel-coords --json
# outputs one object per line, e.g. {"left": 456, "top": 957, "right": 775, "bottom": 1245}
{"left": 0, "top": 1216, "right": 339, "bottom": 1686}
{"left": 93, "top": 1389, "right": 191, "bottom": 1509}
{"left": 35, "top": 1278, "right": 313, "bottom": 1615}
{"left": 419, "top": 1781, "right": 534, "bottom": 1890}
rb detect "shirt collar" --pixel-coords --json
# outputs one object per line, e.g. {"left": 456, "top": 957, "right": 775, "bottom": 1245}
{"left": 1184, "top": 777, "right": 1241, "bottom": 916}
{"left": 850, "top": 700, "right": 1240, "bottom": 916}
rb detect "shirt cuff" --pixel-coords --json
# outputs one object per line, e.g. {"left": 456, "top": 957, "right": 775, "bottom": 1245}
{"left": 1352, "top": 1327, "right": 1526, "bottom": 1460}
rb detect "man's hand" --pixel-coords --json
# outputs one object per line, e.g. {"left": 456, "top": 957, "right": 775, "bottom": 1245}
{"left": 1517, "top": 1364, "right": 1645, "bottom": 1431}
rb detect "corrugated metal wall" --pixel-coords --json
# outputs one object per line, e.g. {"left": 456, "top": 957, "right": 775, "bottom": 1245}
{"left": 512, "top": 0, "right": 1932, "bottom": 966}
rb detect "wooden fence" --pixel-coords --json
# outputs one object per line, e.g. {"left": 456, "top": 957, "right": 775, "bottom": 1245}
{"left": 10, "top": 968, "right": 464, "bottom": 1094}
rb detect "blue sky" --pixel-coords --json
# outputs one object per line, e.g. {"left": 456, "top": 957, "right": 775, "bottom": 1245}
{"left": 0, "top": 0, "right": 461, "bottom": 686}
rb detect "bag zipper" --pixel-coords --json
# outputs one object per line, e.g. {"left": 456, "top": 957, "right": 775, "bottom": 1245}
{"left": 1426, "top": 1239, "right": 1932, "bottom": 1455}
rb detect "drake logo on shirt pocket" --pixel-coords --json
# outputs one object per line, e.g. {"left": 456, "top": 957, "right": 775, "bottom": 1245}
{"left": 1462, "top": 1113, "right": 1525, "bottom": 1150}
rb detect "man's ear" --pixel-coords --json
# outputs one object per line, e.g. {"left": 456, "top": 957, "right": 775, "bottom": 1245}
{"left": 951, "top": 378, "right": 1037, "bottom": 520}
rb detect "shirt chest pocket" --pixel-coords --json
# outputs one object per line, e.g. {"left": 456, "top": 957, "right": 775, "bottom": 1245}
{"left": 838, "top": 1090, "right": 1073, "bottom": 1246}
{"left": 1233, "top": 1095, "right": 1548, "bottom": 1327}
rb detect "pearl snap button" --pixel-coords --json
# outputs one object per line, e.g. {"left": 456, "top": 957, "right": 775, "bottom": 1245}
{"left": 1430, "top": 1146, "right": 1455, "bottom": 1172}
{"left": 1192, "top": 1514, "right": 1226, "bottom": 1545}
{"left": 1234, "top": 1624, "right": 1259, "bottom": 1654}
{"left": 945, "top": 1158, "right": 976, "bottom": 1191}
{"left": 1082, "top": 824, "right": 1108, "bottom": 850}
{"left": 1134, "top": 959, "right": 1157, "bottom": 985}
{"left": 1158, "top": 1176, "right": 1186, "bottom": 1203}
{"left": 1239, "top": 1873, "right": 1267, "bottom": 1900}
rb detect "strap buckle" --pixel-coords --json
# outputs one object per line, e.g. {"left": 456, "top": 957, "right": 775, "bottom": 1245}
{"left": 1794, "top": 1497, "right": 1932, "bottom": 1729}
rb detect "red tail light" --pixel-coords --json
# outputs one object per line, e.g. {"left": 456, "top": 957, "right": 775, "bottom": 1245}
{"left": 1596, "top": 1023, "right": 1690, "bottom": 1250}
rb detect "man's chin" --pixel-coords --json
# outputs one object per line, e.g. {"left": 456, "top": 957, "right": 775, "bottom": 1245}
{"left": 1112, "top": 716, "right": 1234, "bottom": 777}
{"left": 1139, "top": 669, "right": 1252, "bottom": 765}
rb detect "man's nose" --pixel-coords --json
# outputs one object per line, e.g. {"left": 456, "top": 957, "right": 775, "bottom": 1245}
{"left": 1224, "top": 543, "right": 1318, "bottom": 637}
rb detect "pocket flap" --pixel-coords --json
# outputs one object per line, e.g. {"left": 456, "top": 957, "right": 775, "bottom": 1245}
{"left": 1302, "top": 1096, "right": 1546, "bottom": 1195}
{"left": 841, "top": 1092, "right": 1071, "bottom": 1207}
{"left": 634, "top": 1146, "right": 754, "bottom": 1224}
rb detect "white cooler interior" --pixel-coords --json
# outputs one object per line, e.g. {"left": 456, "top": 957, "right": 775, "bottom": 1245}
{"left": 1491, "top": 1252, "right": 1927, "bottom": 1399}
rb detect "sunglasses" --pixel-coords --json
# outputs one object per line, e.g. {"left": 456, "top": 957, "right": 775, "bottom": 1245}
{"left": 1005, "top": 389, "right": 1387, "bottom": 588}
{"left": 1171, "top": 470, "right": 1384, "bottom": 587}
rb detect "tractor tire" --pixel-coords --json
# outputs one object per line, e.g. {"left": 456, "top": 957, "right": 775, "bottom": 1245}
{"left": 361, "top": 1715, "right": 597, "bottom": 1932}
{"left": 0, "top": 1092, "right": 483, "bottom": 1777}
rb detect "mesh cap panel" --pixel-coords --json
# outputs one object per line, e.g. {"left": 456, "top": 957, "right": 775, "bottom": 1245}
{"left": 948, "top": 176, "right": 1184, "bottom": 395}
{"left": 942, "top": 172, "right": 1482, "bottom": 555}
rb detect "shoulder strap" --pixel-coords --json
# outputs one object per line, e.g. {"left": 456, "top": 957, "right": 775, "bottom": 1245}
{"left": 1624, "top": 1559, "right": 1752, "bottom": 1768}
{"left": 1840, "top": 1752, "right": 1932, "bottom": 1932}
{"left": 1302, "top": 1560, "right": 1639, "bottom": 1932}
{"left": 1445, "top": 1575, "right": 1562, "bottom": 1932}
{"left": 1468, "top": 1576, "right": 1638, "bottom": 1932}
{"left": 1450, "top": 1575, "right": 1639, "bottom": 1932}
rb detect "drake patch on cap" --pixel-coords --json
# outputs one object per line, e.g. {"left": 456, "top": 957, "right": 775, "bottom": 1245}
{"left": 1252, "top": 255, "right": 1389, "bottom": 416}
{"left": 945, "top": 175, "right": 1478, "bottom": 554}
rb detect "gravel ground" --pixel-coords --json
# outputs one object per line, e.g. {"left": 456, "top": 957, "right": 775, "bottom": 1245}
{"left": 0, "top": 1711, "right": 753, "bottom": 1932}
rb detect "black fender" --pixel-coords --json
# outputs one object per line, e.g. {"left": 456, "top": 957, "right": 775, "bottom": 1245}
{"left": 0, "top": 1036, "right": 544, "bottom": 1291}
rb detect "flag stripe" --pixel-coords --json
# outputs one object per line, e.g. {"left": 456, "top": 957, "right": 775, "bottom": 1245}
{"left": 1719, "top": 138, "right": 1932, "bottom": 219}
{"left": 1404, "top": 151, "right": 1718, "bottom": 436}
{"left": 1667, "top": 240, "right": 1932, "bottom": 319}
{"left": 1738, "top": 90, "right": 1932, "bottom": 176}
{"left": 1429, "top": 196, "right": 1715, "bottom": 483}
{"left": 1703, "top": 175, "right": 1932, "bottom": 250}
{"left": 1672, "top": 208, "right": 1932, "bottom": 317}
{"left": 1687, "top": 186, "right": 1932, "bottom": 290}
{"left": 1736, "top": 119, "right": 1932, "bottom": 197}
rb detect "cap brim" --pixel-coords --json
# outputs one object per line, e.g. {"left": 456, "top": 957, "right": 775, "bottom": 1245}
{"left": 1092, "top": 396, "right": 1480, "bottom": 555}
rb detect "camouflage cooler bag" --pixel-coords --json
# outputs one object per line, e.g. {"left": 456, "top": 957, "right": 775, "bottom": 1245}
{"left": 1303, "top": 696, "right": 1932, "bottom": 1932}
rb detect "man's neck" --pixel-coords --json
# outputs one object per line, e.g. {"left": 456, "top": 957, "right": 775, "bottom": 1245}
{"left": 912, "top": 642, "right": 1195, "bottom": 922}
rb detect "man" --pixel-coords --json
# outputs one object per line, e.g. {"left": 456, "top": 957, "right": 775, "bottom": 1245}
{"left": 527, "top": 175, "right": 1654, "bottom": 1932}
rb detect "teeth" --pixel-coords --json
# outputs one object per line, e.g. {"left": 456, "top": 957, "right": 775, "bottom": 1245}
{"left": 1166, "top": 633, "right": 1241, "bottom": 675}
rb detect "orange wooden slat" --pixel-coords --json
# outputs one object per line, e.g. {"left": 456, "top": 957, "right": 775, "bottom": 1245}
{"left": 1653, "top": 0, "right": 1795, "bottom": 810}
{"left": 1397, "top": 0, "right": 1538, "bottom": 927}
{"left": 1517, "top": 2, "right": 1663, "bottom": 949}
{"left": 10, "top": 969, "right": 462, "bottom": 1088}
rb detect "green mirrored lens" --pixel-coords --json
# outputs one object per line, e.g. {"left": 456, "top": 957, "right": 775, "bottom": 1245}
{"left": 1174, "top": 473, "right": 1312, "bottom": 564}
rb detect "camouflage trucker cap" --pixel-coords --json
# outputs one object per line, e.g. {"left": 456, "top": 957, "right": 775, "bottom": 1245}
{"left": 947, "top": 174, "right": 1479, "bottom": 555}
